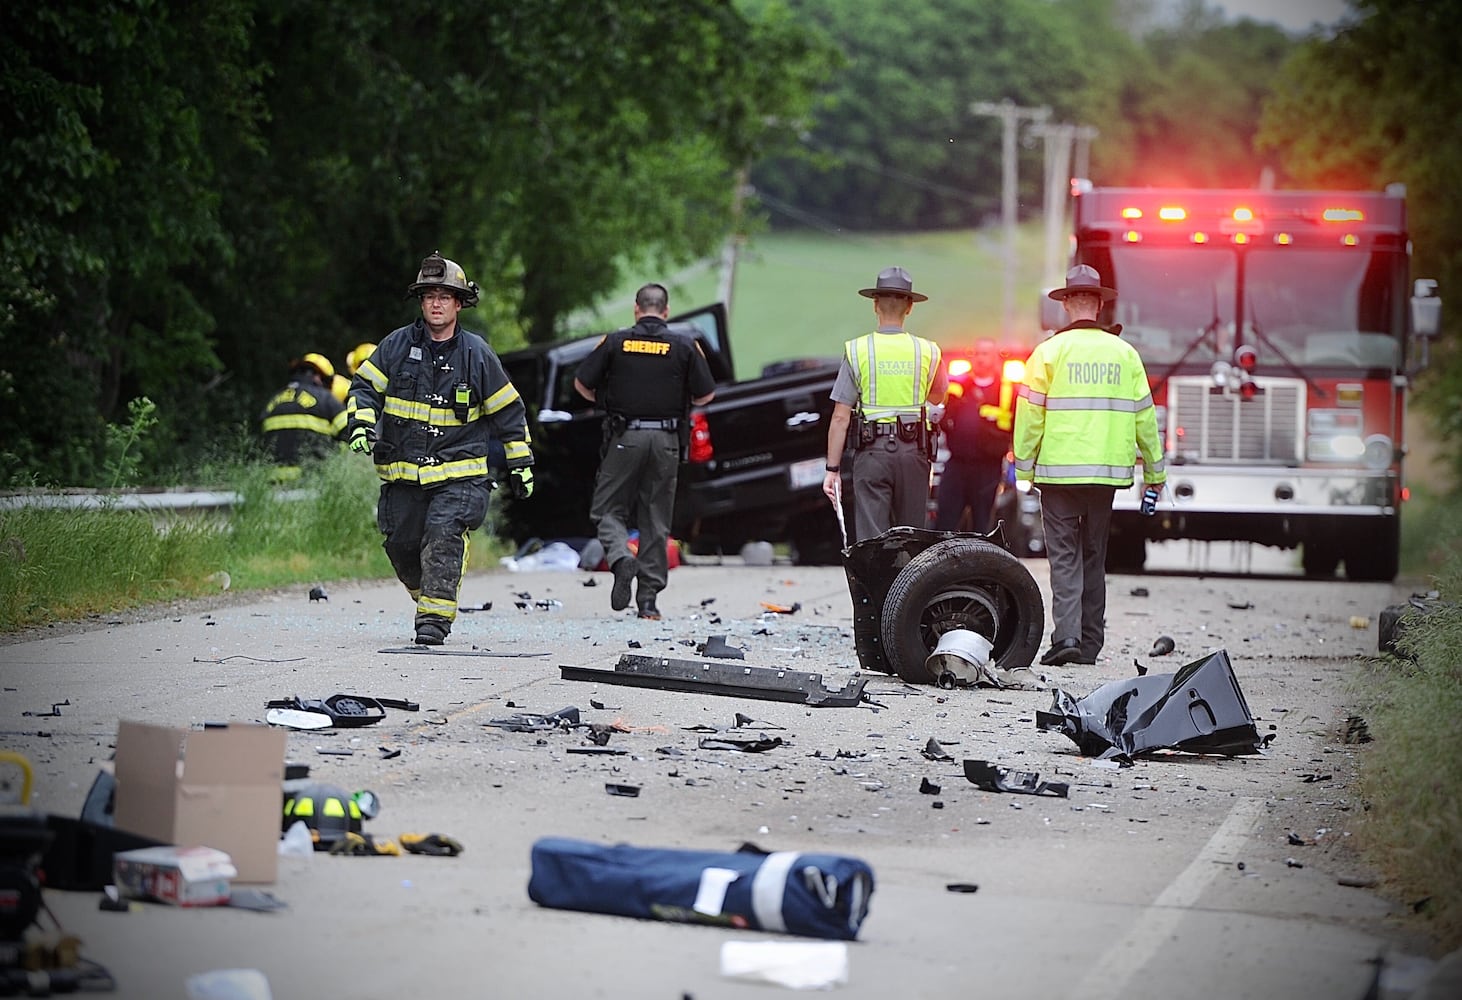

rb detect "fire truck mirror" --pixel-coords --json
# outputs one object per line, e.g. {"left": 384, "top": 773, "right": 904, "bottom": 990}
{"left": 1411, "top": 279, "right": 1441, "bottom": 338}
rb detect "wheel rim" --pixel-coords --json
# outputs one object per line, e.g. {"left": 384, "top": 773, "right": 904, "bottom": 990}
{"left": 919, "top": 586, "right": 1000, "bottom": 655}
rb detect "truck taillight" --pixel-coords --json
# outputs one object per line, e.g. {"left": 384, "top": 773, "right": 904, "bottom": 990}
{"left": 1234, "top": 345, "right": 1258, "bottom": 372}
{"left": 688, "top": 411, "right": 713, "bottom": 464}
{"left": 1238, "top": 377, "right": 1260, "bottom": 401}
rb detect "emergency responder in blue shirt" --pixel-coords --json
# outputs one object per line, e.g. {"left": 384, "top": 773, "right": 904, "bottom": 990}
{"left": 347, "top": 251, "right": 535, "bottom": 646}
{"left": 574, "top": 283, "right": 715, "bottom": 620}
{"left": 935, "top": 337, "right": 1011, "bottom": 533}
{"left": 823, "top": 266, "right": 948, "bottom": 542}
{"left": 260, "top": 353, "right": 348, "bottom": 480}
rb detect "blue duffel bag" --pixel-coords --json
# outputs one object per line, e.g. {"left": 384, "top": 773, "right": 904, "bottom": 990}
{"left": 527, "top": 837, "right": 874, "bottom": 940}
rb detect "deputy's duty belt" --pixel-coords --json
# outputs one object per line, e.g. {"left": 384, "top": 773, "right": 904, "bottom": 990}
{"left": 625, "top": 418, "right": 680, "bottom": 431}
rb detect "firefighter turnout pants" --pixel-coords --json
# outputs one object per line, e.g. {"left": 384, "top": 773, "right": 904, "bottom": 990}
{"left": 590, "top": 427, "right": 680, "bottom": 608}
{"left": 1038, "top": 483, "right": 1116, "bottom": 662}
{"left": 377, "top": 479, "right": 490, "bottom": 631}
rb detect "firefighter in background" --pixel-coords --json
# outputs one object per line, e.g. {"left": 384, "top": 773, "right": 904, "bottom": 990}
{"left": 823, "top": 266, "right": 947, "bottom": 542}
{"left": 330, "top": 342, "right": 378, "bottom": 404}
{"left": 574, "top": 283, "right": 715, "bottom": 621}
{"left": 348, "top": 251, "right": 534, "bottom": 646}
{"left": 1014, "top": 264, "right": 1165, "bottom": 667}
{"left": 935, "top": 337, "right": 1011, "bottom": 533}
{"left": 260, "top": 353, "right": 348, "bottom": 480}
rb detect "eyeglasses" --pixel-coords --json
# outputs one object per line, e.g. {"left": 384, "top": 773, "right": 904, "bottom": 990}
{"left": 420, "top": 291, "right": 458, "bottom": 304}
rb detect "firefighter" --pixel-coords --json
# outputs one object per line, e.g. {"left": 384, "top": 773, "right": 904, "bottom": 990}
{"left": 573, "top": 283, "right": 715, "bottom": 620}
{"left": 330, "top": 342, "right": 378, "bottom": 404}
{"left": 935, "top": 338, "right": 1011, "bottom": 533}
{"left": 347, "top": 251, "right": 534, "bottom": 646}
{"left": 822, "top": 266, "right": 947, "bottom": 542}
{"left": 1014, "top": 264, "right": 1165, "bottom": 666}
{"left": 260, "top": 353, "right": 348, "bottom": 480}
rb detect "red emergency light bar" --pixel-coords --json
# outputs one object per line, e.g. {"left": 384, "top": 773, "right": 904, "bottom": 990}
{"left": 1078, "top": 187, "right": 1405, "bottom": 234}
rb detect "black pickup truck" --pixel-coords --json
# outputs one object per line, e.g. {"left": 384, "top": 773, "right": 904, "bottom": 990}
{"left": 498, "top": 304, "right": 845, "bottom": 564}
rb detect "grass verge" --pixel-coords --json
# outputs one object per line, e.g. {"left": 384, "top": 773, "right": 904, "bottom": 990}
{"left": 1352, "top": 488, "right": 1462, "bottom": 949}
{"left": 0, "top": 452, "right": 511, "bottom": 632}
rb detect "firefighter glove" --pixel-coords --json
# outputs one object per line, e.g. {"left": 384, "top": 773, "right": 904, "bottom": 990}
{"left": 1140, "top": 485, "right": 1162, "bottom": 517}
{"left": 510, "top": 467, "right": 534, "bottom": 500}
{"left": 400, "top": 832, "right": 464, "bottom": 857}
{"left": 349, "top": 426, "right": 373, "bottom": 454}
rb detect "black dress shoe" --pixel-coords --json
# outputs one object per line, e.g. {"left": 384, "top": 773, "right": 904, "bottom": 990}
{"left": 1040, "top": 638, "right": 1083, "bottom": 666}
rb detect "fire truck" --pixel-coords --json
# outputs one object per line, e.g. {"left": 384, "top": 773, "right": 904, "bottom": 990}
{"left": 1044, "top": 182, "right": 1442, "bottom": 581}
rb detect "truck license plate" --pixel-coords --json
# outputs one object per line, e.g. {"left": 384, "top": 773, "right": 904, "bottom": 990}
{"left": 789, "top": 458, "right": 824, "bottom": 490}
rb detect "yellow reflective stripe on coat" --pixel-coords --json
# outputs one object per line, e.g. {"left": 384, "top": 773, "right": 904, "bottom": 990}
{"left": 383, "top": 396, "right": 486, "bottom": 426}
{"left": 373, "top": 456, "right": 490, "bottom": 485}
{"left": 262, "top": 413, "right": 336, "bottom": 435}
{"left": 502, "top": 439, "right": 532, "bottom": 463}
{"left": 482, "top": 382, "right": 521, "bottom": 415}
{"left": 357, "top": 359, "right": 388, "bottom": 391}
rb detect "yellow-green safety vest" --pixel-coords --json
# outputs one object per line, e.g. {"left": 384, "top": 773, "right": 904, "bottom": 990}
{"left": 1013, "top": 326, "right": 1166, "bottom": 487}
{"left": 845, "top": 331, "right": 942, "bottom": 422}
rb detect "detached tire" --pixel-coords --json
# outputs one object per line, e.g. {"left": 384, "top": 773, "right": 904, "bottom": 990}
{"left": 879, "top": 538, "right": 1044, "bottom": 684}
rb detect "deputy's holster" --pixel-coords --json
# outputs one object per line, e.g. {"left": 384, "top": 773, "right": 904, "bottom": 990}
{"left": 601, "top": 412, "right": 627, "bottom": 459}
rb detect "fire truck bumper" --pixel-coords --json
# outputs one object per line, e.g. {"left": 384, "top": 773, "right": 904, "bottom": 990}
{"left": 1113, "top": 467, "right": 1398, "bottom": 517}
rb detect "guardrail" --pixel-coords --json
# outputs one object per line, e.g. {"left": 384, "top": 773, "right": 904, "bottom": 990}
{"left": 0, "top": 488, "right": 312, "bottom": 513}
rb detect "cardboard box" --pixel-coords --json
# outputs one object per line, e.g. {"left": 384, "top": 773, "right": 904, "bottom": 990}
{"left": 113, "top": 721, "right": 287, "bottom": 883}
{"left": 113, "top": 845, "right": 236, "bottom": 906}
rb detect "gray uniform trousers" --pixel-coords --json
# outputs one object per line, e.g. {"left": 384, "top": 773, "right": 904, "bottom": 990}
{"left": 852, "top": 436, "right": 931, "bottom": 542}
{"left": 1038, "top": 483, "right": 1117, "bottom": 661}
{"left": 589, "top": 427, "right": 681, "bottom": 607}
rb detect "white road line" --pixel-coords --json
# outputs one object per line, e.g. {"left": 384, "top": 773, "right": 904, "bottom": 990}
{"left": 1070, "top": 796, "right": 1265, "bottom": 1000}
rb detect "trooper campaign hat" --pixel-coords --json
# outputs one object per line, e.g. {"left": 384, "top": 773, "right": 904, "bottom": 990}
{"left": 858, "top": 266, "right": 928, "bottom": 302}
{"left": 1048, "top": 263, "right": 1116, "bottom": 302}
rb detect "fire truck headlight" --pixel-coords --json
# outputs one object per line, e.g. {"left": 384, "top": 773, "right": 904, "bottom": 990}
{"left": 1363, "top": 434, "right": 1394, "bottom": 470}
{"left": 1329, "top": 435, "right": 1366, "bottom": 460}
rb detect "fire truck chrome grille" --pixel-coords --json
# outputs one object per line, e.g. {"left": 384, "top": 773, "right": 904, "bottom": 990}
{"left": 1170, "top": 377, "right": 1302, "bottom": 464}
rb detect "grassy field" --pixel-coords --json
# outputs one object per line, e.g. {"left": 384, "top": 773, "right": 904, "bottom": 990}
{"left": 570, "top": 224, "right": 1051, "bottom": 380}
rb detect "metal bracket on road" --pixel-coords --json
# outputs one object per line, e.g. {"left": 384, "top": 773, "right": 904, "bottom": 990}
{"left": 560, "top": 655, "right": 872, "bottom": 708}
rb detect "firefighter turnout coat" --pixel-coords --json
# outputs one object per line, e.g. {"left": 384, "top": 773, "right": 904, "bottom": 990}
{"left": 261, "top": 380, "right": 347, "bottom": 467}
{"left": 348, "top": 319, "right": 532, "bottom": 486}
{"left": 1013, "top": 323, "right": 1165, "bottom": 488}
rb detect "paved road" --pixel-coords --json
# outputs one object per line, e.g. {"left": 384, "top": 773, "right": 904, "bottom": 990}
{"left": 0, "top": 552, "right": 1431, "bottom": 999}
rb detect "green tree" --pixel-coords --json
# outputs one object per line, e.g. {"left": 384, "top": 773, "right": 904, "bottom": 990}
{"left": 752, "top": 0, "right": 1093, "bottom": 232}
{"left": 0, "top": 0, "right": 262, "bottom": 486}
{"left": 1257, "top": 0, "right": 1462, "bottom": 474}
{"left": 1097, "top": 2, "right": 1296, "bottom": 187}
{"left": 0, "top": 0, "right": 833, "bottom": 485}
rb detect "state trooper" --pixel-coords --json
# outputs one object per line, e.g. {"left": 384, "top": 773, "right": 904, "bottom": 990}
{"left": 1014, "top": 264, "right": 1166, "bottom": 666}
{"left": 823, "top": 266, "right": 948, "bottom": 542}
{"left": 348, "top": 251, "right": 534, "bottom": 645}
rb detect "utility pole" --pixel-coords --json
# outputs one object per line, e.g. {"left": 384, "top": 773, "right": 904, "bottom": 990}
{"left": 1073, "top": 125, "right": 1098, "bottom": 184}
{"left": 717, "top": 166, "right": 751, "bottom": 323}
{"left": 1030, "top": 122, "right": 1097, "bottom": 290}
{"left": 1031, "top": 122, "right": 1075, "bottom": 290}
{"left": 971, "top": 99, "right": 1050, "bottom": 340}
